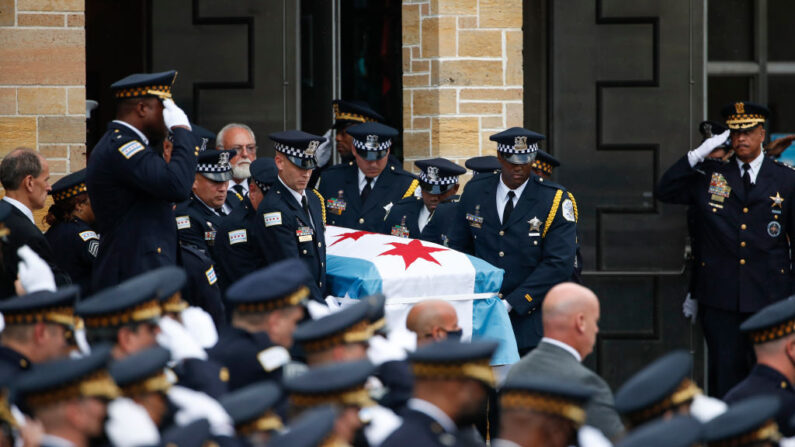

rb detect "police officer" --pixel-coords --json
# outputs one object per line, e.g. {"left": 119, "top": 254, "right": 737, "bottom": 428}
{"left": 44, "top": 169, "right": 97, "bottom": 293}
{"left": 317, "top": 122, "right": 418, "bottom": 232}
{"left": 703, "top": 396, "right": 782, "bottom": 447}
{"left": 465, "top": 155, "right": 501, "bottom": 176}
{"left": 220, "top": 382, "right": 283, "bottom": 446}
{"left": 382, "top": 158, "right": 464, "bottom": 246}
{"left": 656, "top": 102, "right": 795, "bottom": 397}
{"left": 179, "top": 243, "right": 226, "bottom": 327}
{"left": 447, "top": 128, "right": 578, "bottom": 356}
{"left": 86, "top": 70, "right": 197, "bottom": 292}
{"left": 175, "top": 149, "right": 236, "bottom": 259}
{"left": 214, "top": 157, "right": 278, "bottom": 294}
{"left": 254, "top": 131, "right": 327, "bottom": 301}
{"left": 267, "top": 406, "right": 341, "bottom": 447}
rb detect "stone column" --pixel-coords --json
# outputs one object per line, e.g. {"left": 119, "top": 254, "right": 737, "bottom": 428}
{"left": 401, "top": 0, "right": 523, "bottom": 181}
{"left": 0, "top": 0, "right": 86, "bottom": 227}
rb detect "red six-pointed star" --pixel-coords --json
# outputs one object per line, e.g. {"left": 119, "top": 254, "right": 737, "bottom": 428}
{"left": 377, "top": 239, "right": 448, "bottom": 269}
{"left": 330, "top": 230, "right": 375, "bottom": 246}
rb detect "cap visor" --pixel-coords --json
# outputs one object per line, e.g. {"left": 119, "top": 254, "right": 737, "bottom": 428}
{"left": 287, "top": 155, "right": 317, "bottom": 170}
{"left": 201, "top": 171, "right": 234, "bottom": 182}
{"left": 500, "top": 152, "right": 537, "bottom": 165}
{"left": 359, "top": 150, "right": 389, "bottom": 161}
{"left": 420, "top": 183, "right": 454, "bottom": 195}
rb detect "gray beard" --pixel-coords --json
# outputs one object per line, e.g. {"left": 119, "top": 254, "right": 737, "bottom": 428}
{"left": 232, "top": 163, "right": 251, "bottom": 180}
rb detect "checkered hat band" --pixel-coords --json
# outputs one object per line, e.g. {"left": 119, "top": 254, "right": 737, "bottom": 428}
{"left": 114, "top": 84, "right": 171, "bottom": 99}
{"left": 53, "top": 183, "right": 87, "bottom": 201}
{"left": 497, "top": 142, "right": 539, "bottom": 154}
{"left": 197, "top": 163, "right": 232, "bottom": 173}
{"left": 274, "top": 142, "right": 314, "bottom": 159}
{"left": 254, "top": 180, "right": 269, "bottom": 192}
{"left": 532, "top": 161, "right": 553, "bottom": 174}
{"left": 418, "top": 171, "right": 458, "bottom": 185}
{"left": 353, "top": 138, "right": 392, "bottom": 152}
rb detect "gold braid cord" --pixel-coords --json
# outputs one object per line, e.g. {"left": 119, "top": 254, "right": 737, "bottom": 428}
{"left": 543, "top": 190, "right": 564, "bottom": 238}
{"left": 312, "top": 189, "right": 327, "bottom": 225}
{"left": 402, "top": 179, "right": 419, "bottom": 199}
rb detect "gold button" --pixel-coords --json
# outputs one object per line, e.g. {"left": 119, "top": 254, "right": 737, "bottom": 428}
{"left": 157, "top": 247, "right": 162, "bottom": 253}
{"left": 20, "top": 359, "right": 28, "bottom": 368}
{"left": 321, "top": 262, "right": 324, "bottom": 267}
{"left": 497, "top": 293, "right": 503, "bottom": 298}
{"left": 499, "top": 251, "right": 504, "bottom": 257}
{"left": 302, "top": 249, "right": 307, "bottom": 254}
{"left": 701, "top": 262, "right": 706, "bottom": 266}
{"left": 775, "top": 215, "right": 779, "bottom": 220}
{"left": 533, "top": 241, "right": 538, "bottom": 246}
{"left": 359, "top": 218, "right": 365, "bottom": 224}
{"left": 782, "top": 269, "right": 786, "bottom": 274}
{"left": 499, "top": 231, "right": 504, "bottom": 236}
{"left": 712, "top": 208, "right": 717, "bottom": 213}
{"left": 318, "top": 242, "right": 322, "bottom": 247}
{"left": 741, "top": 224, "right": 747, "bottom": 230}
{"left": 782, "top": 381, "right": 788, "bottom": 389}
{"left": 740, "top": 241, "right": 746, "bottom": 247}
{"left": 319, "top": 282, "right": 323, "bottom": 287}
{"left": 743, "top": 207, "right": 749, "bottom": 213}
{"left": 740, "top": 259, "right": 746, "bottom": 265}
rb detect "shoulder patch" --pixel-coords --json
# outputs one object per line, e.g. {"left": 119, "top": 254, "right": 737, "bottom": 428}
{"left": 118, "top": 140, "right": 145, "bottom": 159}
{"left": 204, "top": 266, "right": 217, "bottom": 285}
{"left": 228, "top": 229, "right": 247, "bottom": 245}
{"left": 78, "top": 230, "right": 98, "bottom": 241}
{"left": 257, "top": 346, "right": 291, "bottom": 372}
{"left": 263, "top": 212, "right": 282, "bottom": 227}
{"left": 562, "top": 199, "right": 576, "bottom": 222}
{"left": 88, "top": 240, "right": 99, "bottom": 257}
{"left": 176, "top": 215, "right": 191, "bottom": 230}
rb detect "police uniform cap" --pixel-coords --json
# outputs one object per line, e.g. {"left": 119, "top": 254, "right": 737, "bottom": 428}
{"left": 721, "top": 101, "right": 770, "bottom": 131}
{"left": 293, "top": 300, "right": 373, "bottom": 352}
{"left": 11, "top": 345, "right": 119, "bottom": 412}
{"left": 269, "top": 130, "right": 326, "bottom": 170}
{"left": 490, "top": 127, "right": 544, "bottom": 165}
{"left": 191, "top": 123, "right": 217, "bottom": 151}
{"left": 465, "top": 155, "right": 501, "bottom": 175}
{"left": 346, "top": 122, "right": 398, "bottom": 162}
{"left": 226, "top": 258, "right": 312, "bottom": 314}
{"left": 76, "top": 270, "right": 163, "bottom": 329}
{"left": 220, "top": 381, "right": 283, "bottom": 433}
{"left": 50, "top": 169, "right": 87, "bottom": 202}
{"left": 111, "top": 70, "right": 177, "bottom": 100}
{"left": 500, "top": 376, "right": 593, "bottom": 426}
{"left": 0, "top": 285, "right": 80, "bottom": 328}
{"left": 615, "top": 415, "right": 703, "bottom": 447}
{"left": 267, "top": 405, "right": 340, "bottom": 447}
{"left": 409, "top": 339, "right": 499, "bottom": 388}
{"left": 740, "top": 297, "right": 795, "bottom": 344}
{"left": 614, "top": 350, "right": 699, "bottom": 426}
{"left": 363, "top": 293, "right": 387, "bottom": 333}
{"left": 150, "top": 266, "right": 189, "bottom": 314}
{"left": 333, "top": 99, "right": 385, "bottom": 129}
{"left": 250, "top": 157, "right": 278, "bottom": 193}
{"left": 160, "top": 417, "right": 212, "bottom": 447}
{"left": 699, "top": 120, "right": 729, "bottom": 140}
{"left": 530, "top": 151, "right": 560, "bottom": 176}
{"left": 284, "top": 360, "right": 376, "bottom": 409}
{"left": 109, "top": 346, "right": 172, "bottom": 395}
{"left": 196, "top": 149, "right": 234, "bottom": 182}
{"left": 703, "top": 396, "right": 781, "bottom": 446}
{"left": 414, "top": 158, "right": 466, "bottom": 194}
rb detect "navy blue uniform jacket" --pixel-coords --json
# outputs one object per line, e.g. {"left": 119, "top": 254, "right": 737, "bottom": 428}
{"left": 447, "top": 173, "right": 577, "bottom": 351}
{"left": 213, "top": 197, "right": 261, "bottom": 293}
{"left": 382, "top": 196, "right": 457, "bottom": 246}
{"left": 86, "top": 122, "right": 197, "bottom": 292}
{"left": 44, "top": 217, "right": 97, "bottom": 294}
{"left": 656, "top": 155, "right": 795, "bottom": 312}
{"left": 317, "top": 161, "right": 418, "bottom": 232}
{"left": 175, "top": 193, "right": 225, "bottom": 260}
{"left": 724, "top": 364, "right": 795, "bottom": 436}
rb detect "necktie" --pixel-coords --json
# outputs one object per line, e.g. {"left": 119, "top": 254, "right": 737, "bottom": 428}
{"left": 301, "top": 195, "right": 314, "bottom": 229}
{"left": 503, "top": 191, "right": 515, "bottom": 223}
{"left": 232, "top": 184, "right": 245, "bottom": 196}
{"left": 361, "top": 177, "right": 373, "bottom": 203}
{"left": 215, "top": 207, "right": 226, "bottom": 216}
{"left": 742, "top": 163, "right": 751, "bottom": 193}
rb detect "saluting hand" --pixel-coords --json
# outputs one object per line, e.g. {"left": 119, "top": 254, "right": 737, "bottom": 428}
{"left": 162, "top": 98, "right": 192, "bottom": 131}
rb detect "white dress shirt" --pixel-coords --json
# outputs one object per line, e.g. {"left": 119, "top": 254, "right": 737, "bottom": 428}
{"left": 112, "top": 119, "right": 149, "bottom": 145}
{"left": 407, "top": 398, "right": 457, "bottom": 433}
{"left": 228, "top": 179, "right": 249, "bottom": 196}
{"left": 735, "top": 150, "right": 764, "bottom": 184}
{"left": 2, "top": 196, "right": 34, "bottom": 224}
{"left": 195, "top": 195, "right": 230, "bottom": 216}
{"left": 540, "top": 337, "right": 582, "bottom": 362}
{"left": 496, "top": 176, "right": 528, "bottom": 223}
{"left": 278, "top": 176, "right": 314, "bottom": 228}
{"left": 358, "top": 169, "right": 380, "bottom": 193}
{"left": 418, "top": 205, "right": 431, "bottom": 233}
{"left": 39, "top": 434, "right": 77, "bottom": 447}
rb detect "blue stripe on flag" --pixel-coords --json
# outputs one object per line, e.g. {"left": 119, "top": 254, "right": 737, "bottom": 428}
{"left": 472, "top": 297, "right": 520, "bottom": 365}
{"left": 326, "top": 255, "right": 383, "bottom": 298}
{"left": 466, "top": 255, "right": 504, "bottom": 294}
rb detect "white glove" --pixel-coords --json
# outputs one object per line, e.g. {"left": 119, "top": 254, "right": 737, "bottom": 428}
{"left": 168, "top": 386, "right": 234, "bottom": 437}
{"left": 502, "top": 298, "right": 512, "bottom": 314}
{"left": 180, "top": 307, "right": 218, "bottom": 348}
{"left": 578, "top": 425, "right": 613, "bottom": 447}
{"left": 367, "top": 334, "right": 407, "bottom": 365}
{"left": 687, "top": 130, "right": 730, "bottom": 167}
{"left": 17, "top": 245, "right": 55, "bottom": 293}
{"left": 689, "top": 394, "right": 727, "bottom": 422}
{"left": 315, "top": 129, "right": 333, "bottom": 168}
{"left": 157, "top": 316, "right": 207, "bottom": 362}
{"left": 105, "top": 398, "right": 161, "bottom": 447}
{"left": 162, "top": 99, "right": 191, "bottom": 130}
{"left": 682, "top": 293, "right": 697, "bottom": 324}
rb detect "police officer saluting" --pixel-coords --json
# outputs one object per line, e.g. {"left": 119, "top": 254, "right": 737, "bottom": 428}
{"left": 255, "top": 131, "right": 327, "bottom": 301}
{"left": 382, "top": 158, "right": 464, "bottom": 246}
{"left": 657, "top": 101, "right": 795, "bottom": 397}
{"left": 318, "top": 122, "right": 418, "bottom": 232}
{"left": 86, "top": 70, "right": 197, "bottom": 292}
{"left": 448, "top": 128, "right": 578, "bottom": 356}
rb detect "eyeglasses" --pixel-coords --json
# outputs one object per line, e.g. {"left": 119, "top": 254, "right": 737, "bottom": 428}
{"left": 227, "top": 145, "right": 258, "bottom": 154}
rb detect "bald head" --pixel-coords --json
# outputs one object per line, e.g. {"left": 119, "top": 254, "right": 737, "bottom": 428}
{"left": 541, "top": 283, "right": 601, "bottom": 359}
{"left": 406, "top": 300, "right": 460, "bottom": 347}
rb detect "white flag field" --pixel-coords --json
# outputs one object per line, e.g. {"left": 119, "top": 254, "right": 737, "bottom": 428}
{"left": 324, "top": 225, "right": 519, "bottom": 365}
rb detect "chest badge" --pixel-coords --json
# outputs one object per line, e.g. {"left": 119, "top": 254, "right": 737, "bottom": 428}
{"left": 391, "top": 216, "right": 410, "bottom": 238}
{"left": 296, "top": 225, "right": 314, "bottom": 243}
{"left": 770, "top": 192, "right": 785, "bottom": 208}
{"left": 466, "top": 204, "right": 484, "bottom": 229}
{"left": 708, "top": 172, "right": 731, "bottom": 206}
{"left": 528, "top": 216, "right": 542, "bottom": 237}
{"left": 327, "top": 190, "right": 347, "bottom": 215}
{"left": 768, "top": 221, "right": 782, "bottom": 237}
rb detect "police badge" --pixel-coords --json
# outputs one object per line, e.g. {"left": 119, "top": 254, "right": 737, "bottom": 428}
{"left": 365, "top": 134, "right": 379, "bottom": 150}
{"left": 427, "top": 166, "right": 439, "bottom": 182}
{"left": 514, "top": 136, "right": 528, "bottom": 151}
{"left": 306, "top": 140, "right": 319, "bottom": 157}
{"left": 219, "top": 151, "right": 230, "bottom": 165}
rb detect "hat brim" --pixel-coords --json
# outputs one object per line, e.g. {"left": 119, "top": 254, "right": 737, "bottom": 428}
{"left": 357, "top": 150, "right": 389, "bottom": 161}
{"left": 286, "top": 155, "right": 317, "bottom": 170}
{"left": 420, "top": 182, "right": 456, "bottom": 195}
{"left": 499, "top": 152, "right": 537, "bottom": 165}
{"left": 201, "top": 171, "right": 234, "bottom": 182}
{"left": 728, "top": 121, "right": 764, "bottom": 131}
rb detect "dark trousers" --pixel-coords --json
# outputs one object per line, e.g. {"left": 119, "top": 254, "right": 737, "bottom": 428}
{"left": 700, "top": 305, "right": 755, "bottom": 398}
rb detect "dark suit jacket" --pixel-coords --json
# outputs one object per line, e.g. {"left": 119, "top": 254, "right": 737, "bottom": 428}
{"left": 0, "top": 204, "right": 70, "bottom": 298}
{"left": 505, "top": 340, "right": 625, "bottom": 439}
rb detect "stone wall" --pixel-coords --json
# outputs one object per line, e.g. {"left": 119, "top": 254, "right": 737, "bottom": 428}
{"left": 0, "top": 0, "right": 86, "bottom": 226}
{"left": 401, "top": 0, "right": 522, "bottom": 180}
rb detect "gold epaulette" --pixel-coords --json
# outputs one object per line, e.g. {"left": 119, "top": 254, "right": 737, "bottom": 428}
{"left": 567, "top": 191, "right": 579, "bottom": 222}
{"left": 402, "top": 179, "right": 419, "bottom": 199}
{"left": 543, "top": 190, "right": 564, "bottom": 238}
{"left": 312, "top": 189, "right": 326, "bottom": 225}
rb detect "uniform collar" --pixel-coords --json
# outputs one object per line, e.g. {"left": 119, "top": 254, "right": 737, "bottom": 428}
{"left": 752, "top": 363, "right": 794, "bottom": 391}
{"left": 0, "top": 345, "right": 32, "bottom": 371}
{"left": 277, "top": 175, "right": 306, "bottom": 207}
{"left": 358, "top": 168, "right": 381, "bottom": 192}
{"left": 735, "top": 149, "right": 764, "bottom": 182}
{"left": 228, "top": 179, "right": 250, "bottom": 195}
{"left": 497, "top": 175, "right": 529, "bottom": 201}
{"left": 407, "top": 398, "right": 457, "bottom": 433}
{"left": 2, "top": 196, "right": 34, "bottom": 224}
{"left": 112, "top": 120, "right": 149, "bottom": 145}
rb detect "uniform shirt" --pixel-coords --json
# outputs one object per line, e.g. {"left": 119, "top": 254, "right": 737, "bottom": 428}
{"left": 496, "top": 177, "right": 528, "bottom": 223}
{"left": 228, "top": 179, "right": 249, "bottom": 196}
{"left": 359, "top": 169, "right": 380, "bottom": 193}
{"left": 417, "top": 205, "right": 431, "bottom": 233}
{"left": 734, "top": 150, "right": 764, "bottom": 184}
